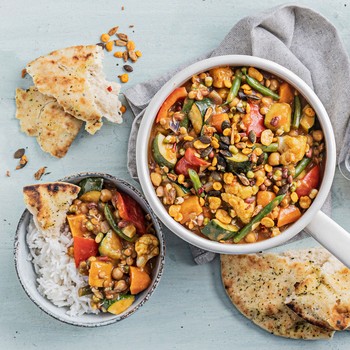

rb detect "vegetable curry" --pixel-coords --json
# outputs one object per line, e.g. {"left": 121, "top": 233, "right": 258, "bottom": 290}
{"left": 148, "top": 66, "right": 324, "bottom": 244}
{"left": 67, "top": 177, "right": 160, "bottom": 315}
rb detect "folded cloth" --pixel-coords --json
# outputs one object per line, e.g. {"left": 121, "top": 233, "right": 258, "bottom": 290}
{"left": 124, "top": 4, "right": 350, "bottom": 264}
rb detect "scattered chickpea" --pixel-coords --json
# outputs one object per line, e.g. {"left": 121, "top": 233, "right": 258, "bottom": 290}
{"left": 100, "top": 33, "right": 110, "bottom": 42}
{"left": 119, "top": 73, "right": 129, "bottom": 83}
{"left": 105, "top": 41, "right": 114, "bottom": 52}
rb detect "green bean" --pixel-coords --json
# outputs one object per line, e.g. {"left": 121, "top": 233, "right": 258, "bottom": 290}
{"left": 232, "top": 194, "right": 285, "bottom": 243}
{"left": 188, "top": 169, "right": 202, "bottom": 194}
{"left": 242, "top": 68, "right": 280, "bottom": 100}
{"left": 292, "top": 95, "right": 301, "bottom": 129}
{"left": 294, "top": 157, "right": 312, "bottom": 178}
{"left": 226, "top": 70, "right": 242, "bottom": 103}
{"left": 260, "top": 143, "right": 278, "bottom": 152}
{"left": 104, "top": 205, "right": 137, "bottom": 242}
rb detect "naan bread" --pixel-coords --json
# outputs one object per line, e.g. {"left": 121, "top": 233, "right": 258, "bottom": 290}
{"left": 221, "top": 249, "right": 334, "bottom": 339}
{"left": 23, "top": 183, "right": 80, "bottom": 234}
{"left": 16, "top": 87, "right": 82, "bottom": 158}
{"left": 286, "top": 256, "right": 350, "bottom": 331}
{"left": 26, "top": 45, "right": 122, "bottom": 135}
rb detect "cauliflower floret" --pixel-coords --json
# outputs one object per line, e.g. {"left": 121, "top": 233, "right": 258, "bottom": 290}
{"left": 221, "top": 193, "right": 255, "bottom": 224}
{"left": 135, "top": 234, "right": 160, "bottom": 268}
{"left": 278, "top": 135, "right": 307, "bottom": 165}
{"left": 209, "top": 67, "right": 233, "bottom": 88}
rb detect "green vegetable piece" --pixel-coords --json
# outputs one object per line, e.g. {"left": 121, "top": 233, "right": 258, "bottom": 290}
{"left": 226, "top": 70, "right": 242, "bottom": 103}
{"left": 294, "top": 157, "right": 312, "bottom": 178}
{"left": 292, "top": 95, "right": 301, "bottom": 129}
{"left": 78, "top": 286, "right": 92, "bottom": 297}
{"left": 201, "top": 219, "right": 239, "bottom": 241}
{"left": 244, "top": 74, "right": 280, "bottom": 100}
{"left": 99, "top": 230, "right": 122, "bottom": 260}
{"left": 260, "top": 143, "right": 278, "bottom": 153}
{"left": 180, "top": 98, "right": 194, "bottom": 128}
{"left": 195, "top": 98, "right": 213, "bottom": 116}
{"left": 232, "top": 194, "right": 285, "bottom": 243}
{"left": 78, "top": 177, "right": 104, "bottom": 196}
{"left": 188, "top": 169, "right": 202, "bottom": 194}
{"left": 152, "top": 133, "right": 177, "bottom": 169}
{"left": 173, "top": 182, "right": 191, "bottom": 197}
{"left": 188, "top": 103, "right": 203, "bottom": 134}
{"left": 226, "top": 153, "right": 251, "bottom": 173}
{"left": 104, "top": 205, "right": 137, "bottom": 242}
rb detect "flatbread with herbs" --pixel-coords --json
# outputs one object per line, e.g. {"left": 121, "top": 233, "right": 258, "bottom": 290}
{"left": 221, "top": 249, "right": 334, "bottom": 339}
{"left": 286, "top": 256, "right": 350, "bottom": 331}
{"left": 16, "top": 87, "right": 82, "bottom": 158}
{"left": 26, "top": 45, "right": 122, "bottom": 134}
{"left": 23, "top": 182, "right": 80, "bottom": 234}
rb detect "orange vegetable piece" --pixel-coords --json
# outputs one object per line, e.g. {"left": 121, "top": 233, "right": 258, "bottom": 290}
{"left": 88, "top": 261, "right": 113, "bottom": 288}
{"left": 67, "top": 214, "right": 86, "bottom": 237}
{"left": 278, "top": 82, "right": 294, "bottom": 104}
{"left": 210, "top": 113, "right": 229, "bottom": 133}
{"left": 257, "top": 191, "right": 276, "bottom": 207}
{"left": 179, "top": 196, "right": 203, "bottom": 224}
{"left": 277, "top": 205, "right": 302, "bottom": 227}
{"left": 129, "top": 266, "right": 151, "bottom": 294}
{"left": 156, "top": 87, "right": 188, "bottom": 123}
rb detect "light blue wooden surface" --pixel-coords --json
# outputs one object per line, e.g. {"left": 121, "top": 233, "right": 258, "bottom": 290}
{"left": 1, "top": 0, "right": 350, "bottom": 349}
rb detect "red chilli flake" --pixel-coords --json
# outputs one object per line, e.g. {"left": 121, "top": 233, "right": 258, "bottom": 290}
{"left": 107, "top": 86, "right": 113, "bottom": 92}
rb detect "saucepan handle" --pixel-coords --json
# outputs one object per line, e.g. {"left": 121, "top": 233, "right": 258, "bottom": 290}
{"left": 305, "top": 210, "right": 350, "bottom": 268}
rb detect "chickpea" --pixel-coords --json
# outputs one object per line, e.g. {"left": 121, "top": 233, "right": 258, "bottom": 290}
{"left": 80, "top": 203, "right": 88, "bottom": 214}
{"left": 312, "top": 130, "right": 324, "bottom": 142}
{"left": 254, "top": 169, "right": 266, "bottom": 179}
{"left": 268, "top": 152, "right": 280, "bottom": 166}
{"left": 126, "top": 257, "right": 134, "bottom": 265}
{"left": 269, "top": 79, "right": 279, "bottom": 91}
{"left": 114, "top": 280, "right": 128, "bottom": 292}
{"left": 100, "top": 220, "right": 110, "bottom": 233}
{"left": 245, "top": 232, "right": 257, "bottom": 243}
{"left": 112, "top": 268, "right": 124, "bottom": 280}
{"left": 100, "top": 189, "right": 112, "bottom": 203}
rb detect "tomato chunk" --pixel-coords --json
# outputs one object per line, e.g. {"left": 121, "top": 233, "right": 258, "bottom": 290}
{"left": 184, "top": 148, "right": 210, "bottom": 167}
{"left": 296, "top": 165, "right": 320, "bottom": 197}
{"left": 73, "top": 236, "right": 99, "bottom": 267}
{"left": 156, "top": 87, "right": 188, "bottom": 123}
{"left": 245, "top": 103, "right": 266, "bottom": 137}
{"left": 116, "top": 192, "right": 147, "bottom": 234}
{"left": 175, "top": 156, "right": 198, "bottom": 177}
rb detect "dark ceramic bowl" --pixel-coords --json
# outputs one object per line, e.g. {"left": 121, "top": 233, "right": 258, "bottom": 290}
{"left": 14, "top": 173, "right": 165, "bottom": 327}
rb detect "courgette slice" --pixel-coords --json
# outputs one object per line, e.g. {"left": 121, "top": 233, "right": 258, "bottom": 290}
{"left": 99, "top": 230, "right": 122, "bottom": 260}
{"left": 173, "top": 183, "right": 191, "bottom": 197}
{"left": 152, "top": 133, "right": 177, "bottom": 169}
{"left": 103, "top": 294, "right": 135, "bottom": 315}
{"left": 201, "top": 219, "right": 239, "bottom": 241}
{"left": 180, "top": 98, "right": 194, "bottom": 128}
{"left": 189, "top": 103, "right": 203, "bottom": 134}
{"left": 226, "top": 153, "right": 251, "bottom": 173}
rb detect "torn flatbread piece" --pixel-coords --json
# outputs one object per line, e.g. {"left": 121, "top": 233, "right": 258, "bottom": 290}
{"left": 16, "top": 87, "right": 82, "bottom": 158}
{"left": 221, "top": 249, "right": 334, "bottom": 339}
{"left": 23, "top": 182, "right": 80, "bottom": 234}
{"left": 286, "top": 255, "right": 350, "bottom": 331}
{"left": 26, "top": 45, "right": 122, "bottom": 135}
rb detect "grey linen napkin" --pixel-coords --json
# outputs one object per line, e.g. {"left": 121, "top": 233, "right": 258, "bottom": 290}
{"left": 124, "top": 4, "right": 350, "bottom": 264}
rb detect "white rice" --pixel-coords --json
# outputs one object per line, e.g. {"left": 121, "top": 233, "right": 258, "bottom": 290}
{"left": 26, "top": 219, "right": 98, "bottom": 316}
